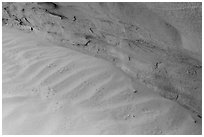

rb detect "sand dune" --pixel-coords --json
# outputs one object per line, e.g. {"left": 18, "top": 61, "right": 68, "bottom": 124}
{"left": 2, "top": 26, "right": 201, "bottom": 134}
{"left": 2, "top": 2, "right": 202, "bottom": 135}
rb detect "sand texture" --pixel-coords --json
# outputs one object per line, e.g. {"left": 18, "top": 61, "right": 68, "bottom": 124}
{"left": 2, "top": 26, "right": 201, "bottom": 135}
{"left": 2, "top": 2, "right": 202, "bottom": 135}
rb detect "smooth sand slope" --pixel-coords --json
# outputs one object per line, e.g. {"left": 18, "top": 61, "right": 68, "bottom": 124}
{"left": 2, "top": 27, "right": 201, "bottom": 134}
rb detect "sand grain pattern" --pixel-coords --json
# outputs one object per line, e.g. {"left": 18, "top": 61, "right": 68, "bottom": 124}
{"left": 2, "top": 27, "right": 201, "bottom": 134}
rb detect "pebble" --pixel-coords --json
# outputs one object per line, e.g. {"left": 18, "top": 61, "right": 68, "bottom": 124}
{"left": 59, "top": 67, "right": 69, "bottom": 73}
{"left": 47, "top": 63, "right": 57, "bottom": 68}
{"left": 133, "top": 90, "right": 138, "bottom": 93}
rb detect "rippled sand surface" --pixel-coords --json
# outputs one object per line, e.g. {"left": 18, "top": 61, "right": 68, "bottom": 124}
{"left": 2, "top": 2, "right": 202, "bottom": 135}
{"left": 2, "top": 26, "right": 201, "bottom": 135}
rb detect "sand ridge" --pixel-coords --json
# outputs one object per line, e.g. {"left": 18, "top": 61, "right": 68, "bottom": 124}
{"left": 2, "top": 2, "right": 202, "bottom": 117}
{"left": 2, "top": 27, "right": 201, "bottom": 134}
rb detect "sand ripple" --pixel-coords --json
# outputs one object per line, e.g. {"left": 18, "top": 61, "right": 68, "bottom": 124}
{"left": 2, "top": 27, "right": 201, "bottom": 134}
